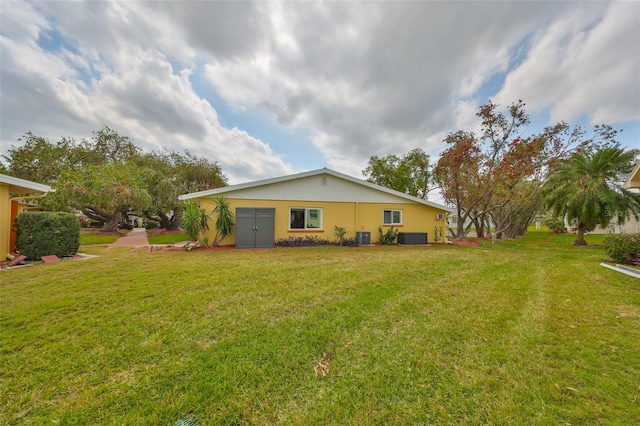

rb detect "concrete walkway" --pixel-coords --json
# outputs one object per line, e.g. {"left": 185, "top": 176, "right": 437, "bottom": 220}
{"left": 107, "top": 228, "right": 149, "bottom": 249}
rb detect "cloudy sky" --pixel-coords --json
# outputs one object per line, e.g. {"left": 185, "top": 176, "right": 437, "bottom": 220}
{"left": 1, "top": 1, "right": 639, "bottom": 184}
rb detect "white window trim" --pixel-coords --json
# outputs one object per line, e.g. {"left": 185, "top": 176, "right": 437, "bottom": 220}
{"left": 383, "top": 209, "right": 403, "bottom": 225}
{"left": 289, "top": 207, "right": 323, "bottom": 230}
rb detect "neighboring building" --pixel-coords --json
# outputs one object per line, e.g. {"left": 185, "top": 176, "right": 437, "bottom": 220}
{"left": 179, "top": 168, "right": 451, "bottom": 248}
{"left": 0, "top": 174, "right": 51, "bottom": 260}
{"left": 626, "top": 162, "right": 640, "bottom": 189}
{"left": 590, "top": 162, "right": 640, "bottom": 234}
{"left": 589, "top": 217, "right": 640, "bottom": 235}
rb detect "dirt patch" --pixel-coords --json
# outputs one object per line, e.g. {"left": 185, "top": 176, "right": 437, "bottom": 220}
{"left": 449, "top": 239, "right": 479, "bottom": 247}
{"left": 448, "top": 238, "right": 493, "bottom": 247}
{"left": 146, "top": 229, "right": 185, "bottom": 237}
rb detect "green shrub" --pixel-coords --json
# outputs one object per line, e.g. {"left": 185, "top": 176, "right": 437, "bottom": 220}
{"left": 212, "top": 196, "right": 234, "bottom": 247}
{"left": 276, "top": 236, "right": 358, "bottom": 247}
{"left": 378, "top": 226, "right": 398, "bottom": 245}
{"left": 433, "top": 225, "right": 444, "bottom": 242}
{"left": 334, "top": 225, "right": 348, "bottom": 245}
{"left": 15, "top": 212, "right": 81, "bottom": 260}
{"left": 181, "top": 201, "right": 211, "bottom": 246}
{"left": 144, "top": 220, "right": 160, "bottom": 229}
{"left": 603, "top": 233, "right": 640, "bottom": 265}
{"left": 544, "top": 217, "right": 566, "bottom": 233}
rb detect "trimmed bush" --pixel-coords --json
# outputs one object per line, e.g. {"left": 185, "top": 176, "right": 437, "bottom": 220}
{"left": 603, "top": 233, "right": 640, "bottom": 265}
{"left": 378, "top": 226, "right": 398, "bottom": 245}
{"left": 544, "top": 217, "right": 566, "bottom": 233}
{"left": 276, "top": 236, "right": 359, "bottom": 247}
{"left": 15, "top": 212, "right": 81, "bottom": 260}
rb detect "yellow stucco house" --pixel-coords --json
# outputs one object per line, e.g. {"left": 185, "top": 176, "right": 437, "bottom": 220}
{"left": 1, "top": 174, "right": 52, "bottom": 260}
{"left": 179, "top": 168, "right": 451, "bottom": 248}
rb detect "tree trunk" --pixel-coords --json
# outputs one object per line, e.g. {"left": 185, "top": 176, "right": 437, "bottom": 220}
{"left": 101, "top": 208, "right": 123, "bottom": 232}
{"left": 474, "top": 217, "right": 485, "bottom": 238}
{"left": 455, "top": 208, "right": 466, "bottom": 239}
{"left": 484, "top": 216, "right": 492, "bottom": 239}
{"left": 166, "top": 208, "right": 182, "bottom": 231}
{"left": 573, "top": 223, "right": 588, "bottom": 246}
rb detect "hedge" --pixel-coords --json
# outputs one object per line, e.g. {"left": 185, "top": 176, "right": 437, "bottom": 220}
{"left": 603, "top": 233, "right": 640, "bottom": 265}
{"left": 15, "top": 212, "right": 81, "bottom": 260}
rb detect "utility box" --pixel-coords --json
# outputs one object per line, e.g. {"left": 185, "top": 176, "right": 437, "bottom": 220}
{"left": 398, "top": 232, "right": 428, "bottom": 245}
{"left": 356, "top": 231, "right": 371, "bottom": 245}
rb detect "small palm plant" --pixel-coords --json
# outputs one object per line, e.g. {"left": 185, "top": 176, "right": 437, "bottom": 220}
{"left": 212, "top": 196, "right": 234, "bottom": 246}
{"left": 333, "top": 225, "right": 347, "bottom": 245}
{"left": 181, "top": 200, "right": 210, "bottom": 247}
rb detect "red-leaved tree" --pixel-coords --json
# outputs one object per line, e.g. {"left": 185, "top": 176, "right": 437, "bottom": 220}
{"left": 434, "top": 101, "right": 579, "bottom": 240}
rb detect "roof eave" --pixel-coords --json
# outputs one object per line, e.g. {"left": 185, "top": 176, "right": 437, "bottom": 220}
{"left": 0, "top": 174, "right": 51, "bottom": 194}
{"left": 624, "top": 162, "right": 640, "bottom": 189}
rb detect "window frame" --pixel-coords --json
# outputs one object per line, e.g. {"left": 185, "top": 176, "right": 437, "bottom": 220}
{"left": 289, "top": 207, "right": 323, "bottom": 230}
{"left": 382, "top": 209, "right": 403, "bottom": 226}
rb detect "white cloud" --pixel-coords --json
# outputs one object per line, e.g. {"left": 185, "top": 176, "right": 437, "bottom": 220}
{"left": 494, "top": 2, "right": 640, "bottom": 125}
{"left": 201, "top": 1, "right": 587, "bottom": 172}
{"left": 1, "top": 0, "right": 638, "bottom": 184}
{"left": 0, "top": 1, "right": 293, "bottom": 183}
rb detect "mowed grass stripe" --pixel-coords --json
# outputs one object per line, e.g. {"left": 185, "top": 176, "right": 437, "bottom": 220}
{"left": 1, "top": 236, "right": 639, "bottom": 424}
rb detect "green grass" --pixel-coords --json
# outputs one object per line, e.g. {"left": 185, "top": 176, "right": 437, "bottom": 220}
{"left": 79, "top": 230, "right": 120, "bottom": 245}
{"left": 2, "top": 232, "right": 638, "bottom": 424}
{"left": 147, "top": 232, "right": 189, "bottom": 245}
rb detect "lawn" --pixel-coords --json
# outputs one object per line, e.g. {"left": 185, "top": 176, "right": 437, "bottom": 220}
{"left": 1, "top": 232, "right": 638, "bottom": 424}
{"left": 79, "top": 230, "right": 121, "bottom": 245}
{"left": 147, "top": 231, "right": 189, "bottom": 245}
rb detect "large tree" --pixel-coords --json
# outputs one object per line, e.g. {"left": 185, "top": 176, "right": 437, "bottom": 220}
{"left": 137, "top": 149, "right": 227, "bottom": 230}
{"left": 1, "top": 133, "right": 86, "bottom": 184}
{"left": 363, "top": 148, "right": 433, "bottom": 199}
{"left": 543, "top": 144, "right": 640, "bottom": 246}
{"left": 434, "top": 101, "right": 577, "bottom": 240}
{"left": 43, "top": 161, "right": 153, "bottom": 232}
{"left": 3, "top": 127, "right": 227, "bottom": 232}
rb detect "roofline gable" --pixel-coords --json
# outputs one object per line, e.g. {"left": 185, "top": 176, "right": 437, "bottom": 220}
{"left": 625, "top": 162, "right": 640, "bottom": 189}
{"left": 179, "top": 168, "right": 453, "bottom": 212}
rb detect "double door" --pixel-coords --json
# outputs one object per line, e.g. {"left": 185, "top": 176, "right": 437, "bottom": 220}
{"left": 235, "top": 208, "right": 275, "bottom": 248}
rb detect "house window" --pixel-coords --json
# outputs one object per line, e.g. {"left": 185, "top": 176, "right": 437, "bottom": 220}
{"left": 290, "top": 208, "right": 323, "bottom": 229}
{"left": 383, "top": 209, "right": 402, "bottom": 225}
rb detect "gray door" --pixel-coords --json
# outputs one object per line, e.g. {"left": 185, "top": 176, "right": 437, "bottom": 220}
{"left": 235, "top": 208, "right": 275, "bottom": 248}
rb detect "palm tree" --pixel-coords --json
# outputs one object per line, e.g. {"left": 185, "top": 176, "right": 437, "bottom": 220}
{"left": 212, "top": 196, "right": 234, "bottom": 247}
{"left": 181, "top": 200, "right": 210, "bottom": 245}
{"left": 543, "top": 147, "right": 640, "bottom": 246}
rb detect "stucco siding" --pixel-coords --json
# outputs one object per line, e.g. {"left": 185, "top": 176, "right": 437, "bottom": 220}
{"left": 1, "top": 184, "right": 10, "bottom": 258}
{"left": 197, "top": 197, "right": 446, "bottom": 246}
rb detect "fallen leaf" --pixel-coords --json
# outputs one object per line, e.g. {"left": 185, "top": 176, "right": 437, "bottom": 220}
{"left": 314, "top": 352, "right": 331, "bottom": 378}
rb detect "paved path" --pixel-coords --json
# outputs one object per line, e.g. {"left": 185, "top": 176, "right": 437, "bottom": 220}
{"left": 108, "top": 228, "right": 149, "bottom": 249}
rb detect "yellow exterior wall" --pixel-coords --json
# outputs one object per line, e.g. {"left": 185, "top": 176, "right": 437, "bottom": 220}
{"left": 1, "top": 184, "right": 10, "bottom": 259}
{"left": 197, "top": 197, "right": 447, "bottom": 246}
